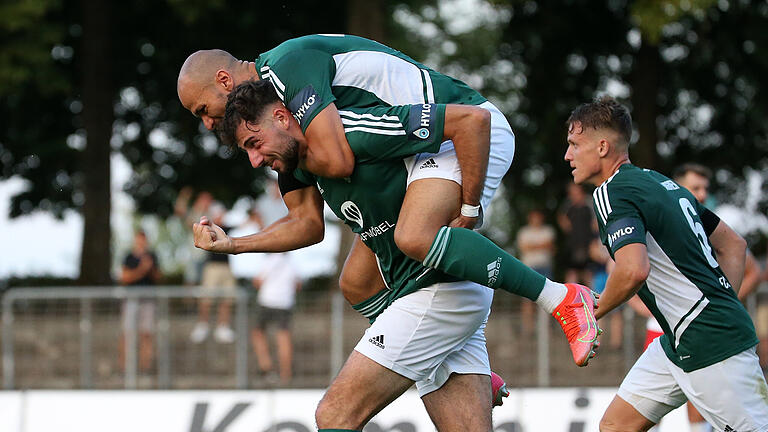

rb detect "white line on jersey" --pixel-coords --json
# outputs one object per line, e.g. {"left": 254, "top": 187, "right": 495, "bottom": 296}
{"left": 340, "top": 118, "right": 403, "bottom": 128}
{"left": 343, "top": 126, "right": 406, "bottom": 136}
{"left": 339, "top": 111, "right": 401, "bottom": 122}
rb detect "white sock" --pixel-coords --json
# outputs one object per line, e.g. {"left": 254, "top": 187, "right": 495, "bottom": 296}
{"left": 535, "top": 279, "right": 568, "bottom": 314}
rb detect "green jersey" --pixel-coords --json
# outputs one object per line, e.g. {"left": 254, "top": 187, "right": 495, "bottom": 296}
{"left": 294, "top": 103, "right": 456, "bottom": 321}
{"left": 594, "top": 164, "right": 757, "bottom": 372}
{"left": 255, "top": 34, "right": 486, "bottom": 133}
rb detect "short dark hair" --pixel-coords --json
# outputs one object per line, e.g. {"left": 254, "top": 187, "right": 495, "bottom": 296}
{"left": 567, "top": 96, "right": 632, "bottom": 146}
{"left": 220, "top": 79, "right": 281, "bottom": 147}
{"left": 673, "top": 162, "right": 712, "bottom": 181}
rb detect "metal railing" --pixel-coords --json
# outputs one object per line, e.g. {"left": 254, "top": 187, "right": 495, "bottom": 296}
{"left": 0, "top": 284, "right": 680, "bottom": 390}
{"left": 1, "top": 285, "right": 359, "bottom": 390}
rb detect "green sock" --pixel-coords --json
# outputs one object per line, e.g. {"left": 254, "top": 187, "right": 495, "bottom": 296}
{"left": 423, "top": 226, "right": 546, "bottom": 300}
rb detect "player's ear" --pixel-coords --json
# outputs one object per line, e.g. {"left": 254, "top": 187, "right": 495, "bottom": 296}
{"left": 273, "top": 104, "right": 291, "bottom": 129}
{"left": 216, "top": 70, "right": 232, "bottom": 90}
{"left": 598, "top": 139, "right": 610, "bottom": 157}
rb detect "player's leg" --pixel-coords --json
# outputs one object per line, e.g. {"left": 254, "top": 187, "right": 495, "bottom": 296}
{"left": 421, "top": 373, "right": 492, "bottom": 432}
{"left": 600, "top": 396, "right": 657, "bottom": 432}
{"left": 393, "top": 177, "right": 459, "bottom": 260}
{"left": 418, "top": 314, "right": 493, "bottom": 431}
{"left": 315, "top": 351, "right": 414, "bottom": 430}
{"left": 396, "top": 102, "right": 599, "bottom": 365}
{"left": 604, "top": 339, "right": 686, "bottom": 431}
{"left": 339, "top": 236, "right": 387, "bottom": 305}
{"left": 320, "top": 279, "right": 493, "bottom": 430}
{"left": 394, "top": 105, "right": 553, "bottom": 303}
{"left": 686, "top": 402, "right": 712, "bottom": 432}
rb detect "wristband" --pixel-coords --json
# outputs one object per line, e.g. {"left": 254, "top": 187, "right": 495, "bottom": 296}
{"left": 460, "top": 203, "right": 481, "bottom": 218}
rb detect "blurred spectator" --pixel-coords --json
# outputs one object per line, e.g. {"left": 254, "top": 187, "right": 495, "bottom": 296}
{"left": 119, "top": 230, "right": 161, "bottom": 372}
{"left": 174, "top": 188, "right": 213, "bottom": 285}
{"left": 229, "top": 206, "right": 266, "bottom": 279}
{"left": 189, "top": 202, "right": 237, "bottom": 344}
{"left": 557, "top": 182, "right": 595, "bottom": 284}
{"left": 251, "top": 253, "right": 301, "bottom": 385}
{"left": 516, "top": 209, "right": 555, "bottom": 334}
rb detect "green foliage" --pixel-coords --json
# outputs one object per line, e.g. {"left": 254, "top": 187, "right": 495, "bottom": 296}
{"left": 631, "top": 0, "right": 716, "bottom": 44}
{"left": 0, "top": 0, "right": 68, "bottom": 95}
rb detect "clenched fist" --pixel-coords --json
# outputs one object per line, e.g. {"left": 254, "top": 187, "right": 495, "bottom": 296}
{"left": 193, "top": 216, "right": 235, "bottom": 254}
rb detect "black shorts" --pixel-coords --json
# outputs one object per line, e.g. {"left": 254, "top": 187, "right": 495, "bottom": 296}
{"left": 255, "top": 305, "right": 293, "bottom": 330}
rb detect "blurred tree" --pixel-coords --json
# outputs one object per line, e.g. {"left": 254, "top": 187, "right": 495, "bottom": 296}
{"left": 390, "top": 0, "right": 768, "bottom": 242}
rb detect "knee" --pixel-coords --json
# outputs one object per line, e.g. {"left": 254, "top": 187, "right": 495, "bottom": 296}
{"left": 393, "top": 224, "right": 433, "bottom": 262}
{"left": 314, "top": 399, "right": 330, "bottom": 428}
{"left": 315, "top": 396, "right": 357, "bottom": 430}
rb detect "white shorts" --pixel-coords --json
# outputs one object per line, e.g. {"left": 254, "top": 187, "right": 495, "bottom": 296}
{"left": 618, "top": 338, "right": 768, "bottom": 431}
{"left": 354, "top": 280, "right": 493, "bottom": 397}
{"left": 404, "top": 101, "right": 515, "bottom": 211}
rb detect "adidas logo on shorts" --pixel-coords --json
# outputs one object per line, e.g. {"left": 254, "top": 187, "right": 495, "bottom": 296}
{"left": 724, "top": 426, "right": 736, "bottom": 432}
{"left": 369, "top": 334, "right": 385, "bottom": 349}
{"left": 419, "top": 158, "right": 439, "bottom": 169}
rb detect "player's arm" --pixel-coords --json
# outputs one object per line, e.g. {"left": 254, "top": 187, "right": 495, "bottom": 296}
{"left": 699, "top": 206, "right": 748, "bottom": 295}
{"left": 442, "top": 105, "right": 491, "bottom": 227}
{"left": 627, "top": 295, "right": 653, "bottom": 318}
{"left": 194, "top": 186, "right": 325, "bottom": 254}
{"left": 738, "top": 252, "right": 760, "bottom": 301}
{"left": 595, "top": 243, "right": 650, "bottom": 320}
{"left": 708, "top": 218, "right": 747, "bottom": 295}
{"left": 302, "top": 104, "right": 355, "bottom": 178}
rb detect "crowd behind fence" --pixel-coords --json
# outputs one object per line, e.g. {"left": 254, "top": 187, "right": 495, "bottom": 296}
{"left": 1, "top": 284, "right": 765, "bottom": 390}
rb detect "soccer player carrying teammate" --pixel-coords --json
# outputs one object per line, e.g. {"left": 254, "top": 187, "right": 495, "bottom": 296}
{"left": 213, "top": 80, "right": 495, "bottom": 430}
{"left": 177, "top": 35, "right": 600, "bottom": 369}
{"left": 565, "top": 96, "right": 768, "bottom": 431}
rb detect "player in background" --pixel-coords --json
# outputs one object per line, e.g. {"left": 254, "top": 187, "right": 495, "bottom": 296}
{"left": 565, "top": 96, "right": 768, "bottom": 431}
{"left": 672, "top": 163, "right": 762, "bottom": 303}
{"left": 176, "top": 35, "right": 599, "bottom": 367}
{"left": 631, "top": 163, "right": 764, "bottom": 432}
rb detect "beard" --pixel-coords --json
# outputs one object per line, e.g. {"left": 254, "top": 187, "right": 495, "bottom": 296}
{"left": 273, "top": 136, "right": 300, "bottom": 173}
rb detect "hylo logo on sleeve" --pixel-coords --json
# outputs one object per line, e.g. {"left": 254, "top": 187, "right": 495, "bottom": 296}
{"left": 287, "top": 85, "right": 322, "bottom": 126}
